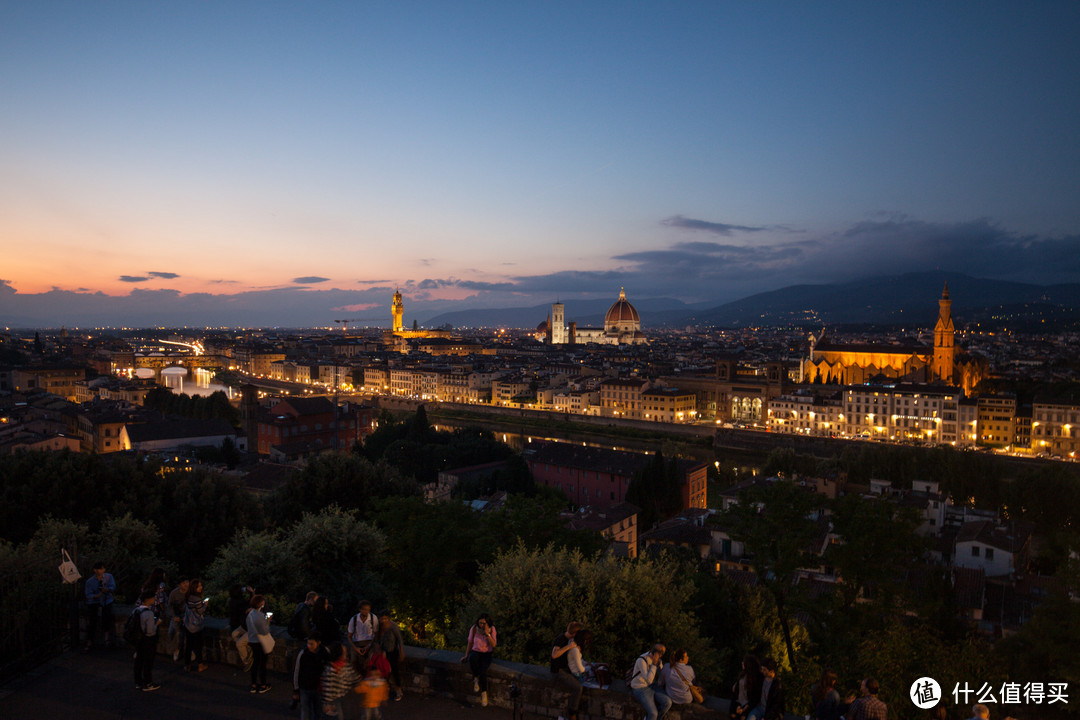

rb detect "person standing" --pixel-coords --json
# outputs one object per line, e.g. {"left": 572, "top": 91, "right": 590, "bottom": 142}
{"left": 183, "top": 578, "right": 209, "bottom": 672}
{"left": 167, "top": 576, "right": 189, "bottom": 662}
{"left": 550, "top": 621, "right": 584, "bottom": 720}
{"left": 293, "top": 632, "right": 329, "bottom": 720}
{"left": 313, "top": 596, "right": 340, "bottom": 643}
{"left": 84, "top": 561, "right": 116, "bottom": 650}
{"left": 140, "top": 567, "right": 168, "bottom": 621}
{"left": 246, "top": 594, "right": 272, "bottom": 694}
{"left": 461, "top": 613, "right": 497, "bottom": 707}
{"left": 377, "top": 611, "right": 405, "bottom": 702}
{"left": 357, "top": 668, "right": 390, "bottom": 720}
{"left": 133, "top": 591, "right": 162, "bottom": 691}
{"left": 347, "top": 601, "right": 379, "bottom": 659}
{"left": 228, "top": 584, "right": 255, "bottom": 672}
{"left": 847, "top": 678, "right": 888, "bottom": 720}
{"left": 321, "top": 642, "right": 362, "bottom": 719}
{"left": 289, "top": 591, "right": 319, "bottom": 641}
{"left": 629, "top": 644, "right": 672, "bottom": 720}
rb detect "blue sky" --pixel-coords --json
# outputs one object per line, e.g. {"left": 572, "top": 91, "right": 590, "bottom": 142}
{"left": 2, "top": 1, "right": 1079, "bottom": 326}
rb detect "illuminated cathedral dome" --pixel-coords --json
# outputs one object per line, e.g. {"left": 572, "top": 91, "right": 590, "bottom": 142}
{"left": 605, "top": 288, "right": 640, "bottom": 332}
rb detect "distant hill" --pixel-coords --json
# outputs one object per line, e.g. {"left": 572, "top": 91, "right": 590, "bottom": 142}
{"left": 423, "top": 273, "right": 1080, "bottom": 330}
{"left": 673, "top": 272, "right": 1080, "bottom": 328}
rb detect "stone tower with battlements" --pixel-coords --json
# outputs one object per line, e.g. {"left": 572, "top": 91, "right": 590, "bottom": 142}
{"left": 392, "top": 288, "right": 404, "bottom": 333}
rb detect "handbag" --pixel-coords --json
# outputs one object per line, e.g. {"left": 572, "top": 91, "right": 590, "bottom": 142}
{"left": 247, "top": 607, "right": 275, "bottom": 652}
{"left": 58, "top": 549, "right": 81, "bottom": 584}
{"left": 673, "top": 664, "right": 705, "bottom": 704}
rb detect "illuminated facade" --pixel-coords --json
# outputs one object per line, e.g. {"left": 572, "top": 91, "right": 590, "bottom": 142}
{"left": 766, "top": 382, "right": 980, "bottom": 446}
{"left": 1032, "top": 399, "right": 1080, "bottom": 459}
{"left": 383, "top": 289, "right": 451, "bottom": 345}
{"left": 540, "top": 288, "right": 648, "bottom": 345}
{"left": 803, "top": 284, "right": 986, "bottom": 395}
{"left": 392, "top": 289, "right": 404, "bottom": 333}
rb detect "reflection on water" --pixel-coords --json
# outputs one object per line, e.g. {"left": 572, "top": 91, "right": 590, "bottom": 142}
{"left": 431, "top": 423, "right": 641, "bottom": 453}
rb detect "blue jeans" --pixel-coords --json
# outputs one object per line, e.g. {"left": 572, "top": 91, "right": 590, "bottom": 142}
{"left": 299, "top": 689, "right": 320, "bottom": 720}
{"left": 632, "top": 686, "right": 672, "bottom": 720}
{"left": 746, "top": 703, "right": 766, "bottom": 720}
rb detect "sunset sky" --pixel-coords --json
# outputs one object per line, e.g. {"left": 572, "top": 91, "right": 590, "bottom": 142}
{"left": 2, "top": 2, "right": 1079, "bottom": 326}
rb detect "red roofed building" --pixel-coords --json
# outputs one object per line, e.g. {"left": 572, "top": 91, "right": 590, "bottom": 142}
{"left": 255, "top": 396, "right": 374, "bottom": 455}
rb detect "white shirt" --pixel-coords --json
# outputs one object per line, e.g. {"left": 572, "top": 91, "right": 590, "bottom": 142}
{"left": 348, "top": 612, "right": 379, "bottom": 642}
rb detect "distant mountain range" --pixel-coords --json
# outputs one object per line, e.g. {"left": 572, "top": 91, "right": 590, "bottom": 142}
{"left": 423, "top": 273, "right": 1080, "bottom": 329}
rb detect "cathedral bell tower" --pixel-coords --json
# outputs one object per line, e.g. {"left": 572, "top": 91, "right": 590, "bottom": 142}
{"left": 932, "top": 282, "right": 955, "bottom": 384}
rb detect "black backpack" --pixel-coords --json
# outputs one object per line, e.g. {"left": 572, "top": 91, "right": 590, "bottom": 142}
{"left": 287, "top": 603, "right": 308, "bottom": 639}
{"left": 124, "top": 607, "right": 148, "bottom": 646}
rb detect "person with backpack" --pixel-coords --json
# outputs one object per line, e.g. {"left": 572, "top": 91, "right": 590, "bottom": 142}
{"left": 550, "top": 621, "right": 584, "bottom": 720}
{"left": 347, "top": 600, "right": 379, "bottom": 659}
{"left": 628, "top": 644, "right": 672, "bottom": 720}
{"left": 140, "top": 567, "right": 168, "bottom": 621}
{"left": 130, "top": 590, "right": 162, "bottom": 691}
{"left": 289, "top": 591, "right": 319, "bottom": 641}
{"left": 183, "top": 578, "right": 209, "bottom": 672}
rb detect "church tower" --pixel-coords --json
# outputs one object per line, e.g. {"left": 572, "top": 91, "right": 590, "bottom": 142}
{"left": 932, "top": 282, "right": 955, "bottom": 384}
{"left": 392, "top": 289, "right": 404, "bottom": 333}
{"left": 551, "top": 302, "right": 566, "bottom": 344}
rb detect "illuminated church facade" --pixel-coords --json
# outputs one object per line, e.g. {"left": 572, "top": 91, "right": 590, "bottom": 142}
{"left": 536, "top": 288, "right": 648, "bottom": 346}
{"left": 802, "top": 284, "right": 986, "bottom": 395}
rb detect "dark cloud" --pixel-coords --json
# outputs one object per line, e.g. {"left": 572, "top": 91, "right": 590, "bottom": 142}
{"left": 292, "top": 276, "right": 330, "bottom": 285}
{"left": 147, "top": 271, "right": 180, "bottom": 279}
{"left": 356, "top": 279, "right": 392, "bottom": 284}
{"left": 829, "top": 217, "right": 1080, "bottom": 281}
{"left": 661, "top": 215, "right": 769, "bottom": 236}
{"left": 118, "top": 275, "right": 149, "bottom": 283}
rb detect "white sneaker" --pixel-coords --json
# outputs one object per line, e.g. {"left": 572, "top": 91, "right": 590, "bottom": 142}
{"left": 473, "top": 678, "right": 480, "bottom": 693}
{"left": 481, "top": 691, "right": 488, "bottom": 707}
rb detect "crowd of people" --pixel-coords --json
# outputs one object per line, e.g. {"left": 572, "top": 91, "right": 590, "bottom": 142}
{"left": 85, "top": 565, "right": 404, "bottom": 718}
{"left": 83, "top": 563, "right": 1016, "bottom": 720}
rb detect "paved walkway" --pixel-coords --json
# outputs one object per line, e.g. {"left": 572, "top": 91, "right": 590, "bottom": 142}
{"left": 0, "top": 647, "right": 528, "bottom": 720}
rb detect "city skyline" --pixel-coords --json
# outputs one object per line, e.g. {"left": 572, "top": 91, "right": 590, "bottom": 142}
{"left": 3, "top": 2, "right": 1080, "bottom": 326}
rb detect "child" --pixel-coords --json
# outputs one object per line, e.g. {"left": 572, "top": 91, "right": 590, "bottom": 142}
{"left": 357, "top": 667, "right": 390, "bottom": 720}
